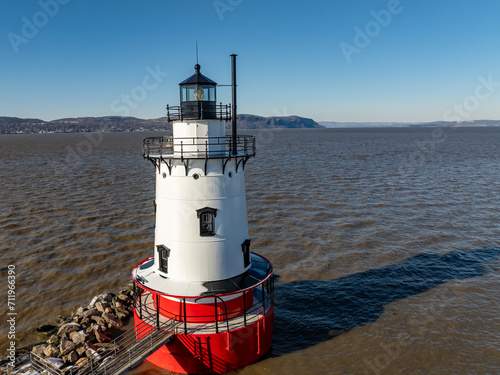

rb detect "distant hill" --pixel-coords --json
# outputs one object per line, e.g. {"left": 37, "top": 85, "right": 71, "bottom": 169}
{"left": 233, "top": 114, "right": 323, "bottom": 129}
{"left": 319, "top": 120, "right": 500, "bottom": 128}
{"left": 0, "top": 115, "right": 324, "bottom": 134}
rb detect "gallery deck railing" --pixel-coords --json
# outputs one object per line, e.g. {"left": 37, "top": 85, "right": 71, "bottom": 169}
{"left": 142, "top": 135, "right": 256, "bottom": 160}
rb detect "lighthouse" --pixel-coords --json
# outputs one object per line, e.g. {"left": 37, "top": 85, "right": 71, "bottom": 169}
{"left": 132, "top": 55, "right": 274, "bottom": 374}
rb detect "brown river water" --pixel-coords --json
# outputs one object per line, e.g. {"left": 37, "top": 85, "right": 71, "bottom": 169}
{"left": 1, "top": 128, "right": 499, "bottom": 374}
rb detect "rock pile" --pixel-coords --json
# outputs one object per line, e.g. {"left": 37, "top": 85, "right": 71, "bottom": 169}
{"left": 29, "top": 288, "right": 135, "bottom": 371}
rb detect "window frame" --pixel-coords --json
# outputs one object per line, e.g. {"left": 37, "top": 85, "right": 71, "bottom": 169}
{"left": 156, "top": 244, "right": 170, "bottom": 273}
{"left": 196, "top": 207, "right": 218, "bottom": 237}
{"left": 242, "top": 239, "right": 251, "bottom": 268}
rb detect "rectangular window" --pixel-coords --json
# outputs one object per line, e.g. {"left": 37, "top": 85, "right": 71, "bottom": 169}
{"left": 157, "top": 245, "right": 170, "bottom": 273}
{"left": 242, "top": 239, "right": 251, "bottom": 268}
{"left": 197, "top": 207, "right": 217, "bottom": 237}
{"left": 201, "top": 212, "right": 213, "bottom": 234}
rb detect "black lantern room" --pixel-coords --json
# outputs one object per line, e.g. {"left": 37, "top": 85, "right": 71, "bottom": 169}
{"left": 179, "top": 64, "right": 217, "bottom": 120}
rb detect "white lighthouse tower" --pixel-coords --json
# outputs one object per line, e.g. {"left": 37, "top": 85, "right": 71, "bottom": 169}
{"left": 132, "top": 55, "right": 274, "bottom": 374}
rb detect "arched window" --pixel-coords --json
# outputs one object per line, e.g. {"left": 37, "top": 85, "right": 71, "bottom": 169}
{"left": 196, "top": 207, "right": 218, "bottom": 236}
{"left": 242, "top": 239, "right": 251, "bottom": 268}
{"left": 157, "top": 245, "right": 170, "bottom": 273}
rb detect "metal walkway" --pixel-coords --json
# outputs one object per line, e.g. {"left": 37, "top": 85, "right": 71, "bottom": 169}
{"left": 30, "top": 319, "right": 173, "bottom": 375}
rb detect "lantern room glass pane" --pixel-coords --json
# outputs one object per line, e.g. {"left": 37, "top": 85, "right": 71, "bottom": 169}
{"left": 181, "top": 84, "right": 216, "bottom": 102}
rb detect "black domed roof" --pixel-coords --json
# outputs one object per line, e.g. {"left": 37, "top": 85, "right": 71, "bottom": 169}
{"left": 179, "top": 64, "right": 217, "bottom": 86}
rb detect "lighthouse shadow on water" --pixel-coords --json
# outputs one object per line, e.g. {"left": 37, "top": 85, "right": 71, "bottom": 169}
{"left": 270, "top": 247, "right": 500, "bottom": 356}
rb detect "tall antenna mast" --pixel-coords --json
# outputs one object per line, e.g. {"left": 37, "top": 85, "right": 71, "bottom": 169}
{"left": 196, "top": 41, "right": 199, "bottom": 65}
{"left": 231, "top": 54, "right": 237, "bottom": 156}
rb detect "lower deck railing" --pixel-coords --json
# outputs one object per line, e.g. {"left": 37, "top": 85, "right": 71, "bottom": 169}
{"left": 134, "top": 276, "right": 274, "bottom": 335}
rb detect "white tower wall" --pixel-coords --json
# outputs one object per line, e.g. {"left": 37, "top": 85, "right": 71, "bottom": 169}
{"left": 153, "top": 155, "right": 250, "bottom": 282}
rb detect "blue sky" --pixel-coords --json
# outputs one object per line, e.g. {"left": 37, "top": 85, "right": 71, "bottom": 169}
{"left": 1, "top": 0, "right": 499, "bottom": 122}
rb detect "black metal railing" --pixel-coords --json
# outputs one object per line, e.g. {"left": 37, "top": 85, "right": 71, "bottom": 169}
{"left": 134, "top": 276, "right": 274, "bottom": 336}
{"left": 167, "top": 103, "right": 231, "bottom": 122}
{"left": 142, "top": 135, "right": 255, "bottom": 160}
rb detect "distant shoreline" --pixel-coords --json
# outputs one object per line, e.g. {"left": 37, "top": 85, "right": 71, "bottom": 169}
{"left": 2, "top": 125, "right": 500, "bottom": 136}
{"left": 1, "top": 114, "right": 500, "bottom": 134}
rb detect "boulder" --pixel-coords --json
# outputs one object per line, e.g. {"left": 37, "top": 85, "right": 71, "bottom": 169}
{"left": 95, "top": 302, "right": 109, "bottom": 313}
{"left": 46, "top": 335, "right": 59, "bottom": 345}
{"left": 71, "top": 331, "right": 87, "bottom": 345}
{"left": 117, "top": 294, "right": 131, "bottom": 305}
{"left": 99, "top": 293, "right": 114, "bottom": 302}
{"left": 58, "top": 323, "right": 81, "bottom": 336}
{"left": 91, "top": 315, "right": 106, "bottom": 326}
{"left": 31, "top": 344, "right": 48, "bottom": 357}
{"left": 82, "top": 309, "right": 99, "bottom": 319}
{"left": 76, "top": 357, "right": 89, "bottom": 367}
{"left": 76, "top": 307, "right": 85, "bottom": 316}
{"left": 63, "top": 350, "right": 79, "bottom": 364}
{"left": 114, "top": 301, "right": 127, "bottom": 310}
{"left": 43, "top": 345, "right": 60, "bottom": 358}
{"left": 114, "top": 309, "right": 129, "bottom": 320}
{"left": 60, "top": 339, "right": 76, "bottom": 356}
{"left": 94, "top": 330, "right": 111, "bottom": 343}
{"left": 102, "top": 312, "right": 123, "bottom": 327}
{"left": 88, "top": 295, "right": 99, "bottom": 308}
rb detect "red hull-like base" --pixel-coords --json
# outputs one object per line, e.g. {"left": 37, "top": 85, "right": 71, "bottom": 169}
{"left": 135, "top": 307, "right": 273, "bottom": 374}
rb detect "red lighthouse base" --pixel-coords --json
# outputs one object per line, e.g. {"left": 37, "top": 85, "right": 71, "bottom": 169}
{"left": 135, "top": 307, "right": 274, "bottom": 374}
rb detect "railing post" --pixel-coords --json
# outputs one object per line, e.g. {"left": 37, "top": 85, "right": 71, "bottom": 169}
{"left": 139, "top": 289, "right": 142, "bottom": 319}
{"left": 262, "top": 285, "right": 266, "bottom": 312}
{"left": 243, "top": 291, "right": 247, "bottom": 327}
{"left": 180, "top": 141, "right": 184, "bottom": 161}
{"left": 155, "top": 293, "right": 160, "bottom": 329}
{"left": 183, "top": 298, "right": 187, "bottom": 334}
{"left": 214, "top": 297, "right": 218, "bottom": 334}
